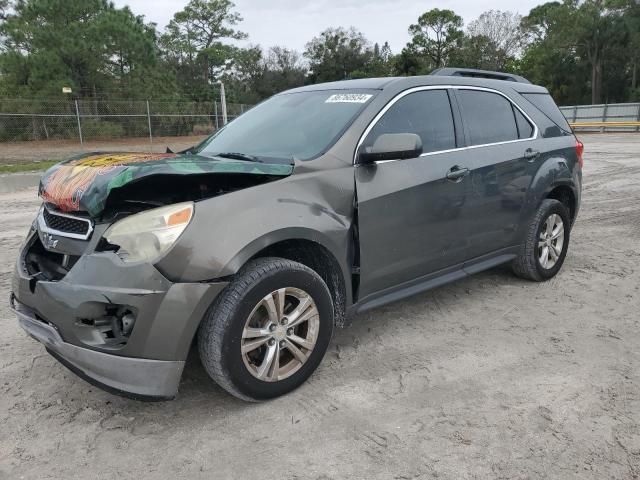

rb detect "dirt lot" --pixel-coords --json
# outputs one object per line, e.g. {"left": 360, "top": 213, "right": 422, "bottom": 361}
{"left": 0, "top": 134, "right": 639, "bottom": 479}
{"left": 0, "top": 135, "right": 208, "bottom": 164}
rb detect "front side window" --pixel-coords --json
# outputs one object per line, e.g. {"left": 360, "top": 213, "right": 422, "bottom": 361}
{"left": 196, "top": 90, "right": 377, "bottom": 162}
{"left": 363, "top": 89, "right": 457, "bottom": 154}
{"left": 457, "top": 90, "right": 520, "bottom": 146}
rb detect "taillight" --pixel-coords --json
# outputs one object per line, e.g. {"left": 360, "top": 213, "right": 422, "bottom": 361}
{"left": 575, "top": 138, "right": 584, "bottom": 169}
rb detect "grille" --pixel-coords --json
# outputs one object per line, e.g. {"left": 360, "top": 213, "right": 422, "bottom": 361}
{"left": 43, "top": 208, "right": 92, "bottom": 237}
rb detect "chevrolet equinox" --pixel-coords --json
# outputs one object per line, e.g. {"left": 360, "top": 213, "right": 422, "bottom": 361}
{"left": 11, "top": 68, "right": 583, "bottom": 401}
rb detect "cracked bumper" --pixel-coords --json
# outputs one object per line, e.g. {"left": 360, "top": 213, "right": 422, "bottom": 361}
{"left": 11, "top": 233, "right": 229, "bottom": 400}
{"left": 12, "top": 297, "right": 184, "bottom": 400}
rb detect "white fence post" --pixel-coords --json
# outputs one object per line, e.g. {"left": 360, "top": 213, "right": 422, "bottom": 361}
{"left": 146, "top": 100, "right": 153, "bottom": 152}
{"left": 75, "top": 99, "right": 83, "bottom": 147}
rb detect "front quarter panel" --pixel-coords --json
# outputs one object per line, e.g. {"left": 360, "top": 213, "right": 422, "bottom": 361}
{"left": 155, "top": 156, "right": 355, "bottom": 299}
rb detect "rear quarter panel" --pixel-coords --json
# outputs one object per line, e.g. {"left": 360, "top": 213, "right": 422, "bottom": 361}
{"left": 516, "top": 135, "right": 581, "bottom": 243}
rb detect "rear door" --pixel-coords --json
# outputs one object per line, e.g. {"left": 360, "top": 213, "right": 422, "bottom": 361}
{"left": 452, "top": 88, "right": 538, "bottom": 259}
{"left": 355, "top": 88, "right": 477, "bottom": 299}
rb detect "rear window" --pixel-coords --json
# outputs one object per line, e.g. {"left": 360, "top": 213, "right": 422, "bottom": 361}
{"left": 514, "top": 107, "right": 534, "bottom": 139}
{"left": 522, "top": 93, "right": 571, "bottom": 133}
{"left": 457, "top": 90, "right": 519, "bottom": 145}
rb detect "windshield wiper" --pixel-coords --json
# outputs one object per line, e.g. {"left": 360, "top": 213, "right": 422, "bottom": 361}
{"left": 214, "top": 152, "right": 262, "bottom": 163}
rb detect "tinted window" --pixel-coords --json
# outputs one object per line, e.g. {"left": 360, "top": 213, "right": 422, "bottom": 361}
{"left": 514, "top": 107, "right": 534, "bottom": 139}
{"left": 196, "top": 90, "right": 377, "bottom": 161}
{"left": 364, "top": 90, "right": 456, "bottom": 154}
{"left": 457, "top": 90, "right": 519, "bottom": 145}
{"left": 522, "top": 93, "right": 571, "bottom": 133}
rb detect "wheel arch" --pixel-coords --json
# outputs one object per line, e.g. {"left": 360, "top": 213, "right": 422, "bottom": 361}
{"left": 222, "top": 230, "right": 352, "bottom": 327}
{"left": 546, "top": 184, "right": 577, "bottom": 224}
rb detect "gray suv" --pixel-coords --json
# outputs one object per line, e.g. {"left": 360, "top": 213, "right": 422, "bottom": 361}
{"left": 11, "top": 68, "right": 582, "bottom": 401}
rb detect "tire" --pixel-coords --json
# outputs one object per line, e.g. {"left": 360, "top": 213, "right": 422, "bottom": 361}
{"left": 512, "top": 199, "right": 571, "bottom": 282}
{"left": 198, "top": 257, "right": 334, "bottom": 401}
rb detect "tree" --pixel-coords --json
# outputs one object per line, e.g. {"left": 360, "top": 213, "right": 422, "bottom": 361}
{"left": 407, "top": 9, "right": 464, "bottom": 69}
{"left": 467, "top": 10, "right": 523, "bottom": 70}
{"left": 394, "top": 43, "right": 428, "bottom": 75}
{"left": 366, "top": 41, "right": 394, "bottom": 76}
{"left": 0, "top": 0, "right": 9, "bottom": 20}
{"left": 569, "top": 1, "right": 627, "bottom": 104}
{"left": 304, "top": 27, "right": 372, "bottom": 82}
{"left": 161, "top": 0, "right": 246, "bottom": 98}
{"left": 449, "top": 35, "right": 504, "bottom": 71}
{"left": 521, "top": 1, "right": 628, "bottom": 104}
{"left": 224, "top": 45, "right": 306, "bottom": 102}
{"left": 0, "top": 0, "right": 160, "bottom": 97}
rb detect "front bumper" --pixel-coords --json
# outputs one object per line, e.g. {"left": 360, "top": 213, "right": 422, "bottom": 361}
{"left": 12, "top": 230, "right": 228, "bottom": 400}
{"left": 12, "top": 297, "right": 184, "bottom": 400}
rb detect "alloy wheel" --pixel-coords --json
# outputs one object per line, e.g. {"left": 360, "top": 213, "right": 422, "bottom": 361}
{"left": 538, "top": 213, "right": 565, "bottom": 269}
{"left": 241, "top": 287, "right": 320, "bottom": 382}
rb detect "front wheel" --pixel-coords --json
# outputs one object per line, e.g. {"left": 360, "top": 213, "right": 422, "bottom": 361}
{"left": 198, "top": 257, "right": 334, "bottom": 401}
{"left": 512, "top": 199, "right": 571, "bottom": 281}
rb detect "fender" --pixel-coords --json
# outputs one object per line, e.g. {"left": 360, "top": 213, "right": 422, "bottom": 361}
{"left": 155, "top": 161, "right": 356, "bottom": 291}
{"left": 517, "top": 144, "right": 579, "bottom": 243}
{"left": 219, "top": 227, "right": 350, "bottom": 281}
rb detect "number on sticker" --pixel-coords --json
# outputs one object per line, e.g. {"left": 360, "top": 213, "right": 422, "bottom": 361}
{"left": 325, "top": 94, "right": 373, "bottom": 104}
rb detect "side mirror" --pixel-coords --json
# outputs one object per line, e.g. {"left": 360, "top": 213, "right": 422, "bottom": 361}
{"left": 358, "top": 133, "right": 423, "bottom": 164}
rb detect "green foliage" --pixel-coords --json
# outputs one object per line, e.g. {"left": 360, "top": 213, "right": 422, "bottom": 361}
{"left": 160, "top": 0, "right": 247, "bottom": 100}
{"left": 1, "top": 0, "right": 640, "bottom": 110}
{"left": 0, "top": 160, "right": 58, "bottom": 173}
{"left": 81, "top": 119, "right": 126, "bottom": 139}
{"left": 304, "top": 27, "right": 373, "bottom": 83}
{"left": 406, "top": 9, "right": 464, "bottom": 69}
{"left": 0, "top": 0, "right": 159, "bottom": 97}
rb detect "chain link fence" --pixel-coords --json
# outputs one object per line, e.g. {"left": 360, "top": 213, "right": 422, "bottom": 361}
{"left": 0, "top": 98, "right": 253, "bottom": 144}
{"left": 2, "top": 97, "right": 639, "bottom": 164}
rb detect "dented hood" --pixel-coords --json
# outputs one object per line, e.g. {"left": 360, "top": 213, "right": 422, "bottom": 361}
{"left": 39, "top": 152, "right": 293, "bottom": 217}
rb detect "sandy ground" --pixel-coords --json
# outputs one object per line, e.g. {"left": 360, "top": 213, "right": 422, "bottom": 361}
{"left": 0, "top": 136, "right": 209, "bottom": 164}
{"left": 0, "top": 134, "right": 639, "bottom": 480}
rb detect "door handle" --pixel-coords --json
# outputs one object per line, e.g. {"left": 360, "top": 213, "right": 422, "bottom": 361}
{"left": 446, "top": 165, "right": 470, "bottom": 182}
{"left": 524, "top": 148, "right": 540, "bottom": 161}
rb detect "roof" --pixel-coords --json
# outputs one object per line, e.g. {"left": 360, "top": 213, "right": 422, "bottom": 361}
{"left": 283, "top": 77, "right": 398, "bottom": 93}
{"left": 430, "top": 67, "right": 531, "bottom": 84}
{"left": 282, "top": 72, "right": 547, "bottom": 95}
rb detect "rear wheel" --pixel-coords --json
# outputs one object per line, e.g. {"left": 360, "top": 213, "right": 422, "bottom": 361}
{"left": 512, "top": 199, "right": 570, "bottom": 281}
{"left": 198, "top": 257, "right": 334, "bottom": 401}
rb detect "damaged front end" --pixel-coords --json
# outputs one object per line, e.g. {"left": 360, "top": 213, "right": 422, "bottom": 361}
{"left": 11, "top": 151, "right": 294, "bottom": 399}
{"left": 39, "top": 151, "right": 294, "bottom": 219}
{"left": 31, "top": 151, "right": 293, "bottom": 277}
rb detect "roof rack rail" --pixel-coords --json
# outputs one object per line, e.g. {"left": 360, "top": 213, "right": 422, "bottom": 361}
{"left": 430, "top": 67, "right": 531, "bottom": 84}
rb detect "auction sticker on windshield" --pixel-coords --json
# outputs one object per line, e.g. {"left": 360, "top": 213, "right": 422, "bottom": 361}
{"left": 325, "top": 93, "right": 373, "bottom": 103}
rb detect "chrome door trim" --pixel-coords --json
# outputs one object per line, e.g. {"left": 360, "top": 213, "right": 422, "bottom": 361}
{"left": 353, "top": 85, "right": 540, "bottom": 165}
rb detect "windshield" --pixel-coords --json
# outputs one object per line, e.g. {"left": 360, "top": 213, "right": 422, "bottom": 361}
{"left": 195, "top": 90, "right": 377, "bottom": 161}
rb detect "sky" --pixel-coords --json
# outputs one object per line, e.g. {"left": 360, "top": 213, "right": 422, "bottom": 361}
{"left": 115, "top": 0, "right": 543, "bottom": 53}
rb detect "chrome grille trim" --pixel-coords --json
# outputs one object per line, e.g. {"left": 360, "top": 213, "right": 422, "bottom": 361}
{"left": 37, "top": 206, "right": 94, "bottom": 240}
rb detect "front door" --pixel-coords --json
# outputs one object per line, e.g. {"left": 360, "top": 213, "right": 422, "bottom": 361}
{"left": 355, "top": 89, "right": 476, "bottom": 299}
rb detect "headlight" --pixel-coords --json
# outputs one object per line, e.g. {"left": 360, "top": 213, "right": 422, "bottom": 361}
{"left": 103, "top": 202, "right": 194, "bottom": 263}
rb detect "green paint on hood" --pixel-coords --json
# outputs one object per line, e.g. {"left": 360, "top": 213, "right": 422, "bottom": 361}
{"left": 39, "top": 152, "right": 293, "bottom": 217}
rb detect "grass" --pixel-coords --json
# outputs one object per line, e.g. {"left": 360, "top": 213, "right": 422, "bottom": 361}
{"left": 0, "top": 160, "right": 58, "bottom": 174}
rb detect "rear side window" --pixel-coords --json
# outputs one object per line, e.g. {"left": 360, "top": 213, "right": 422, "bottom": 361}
{"left": 514, "top": 107, "right": 534, "bottom": 139}
{"left": 364, "top": 89, "right": 456, "bottom": 154}
{"left": 521, "top": 93, "right": 571, "bottom": 133}
{"left": 457, "top": 90, "right": 519, "bottom": 145}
